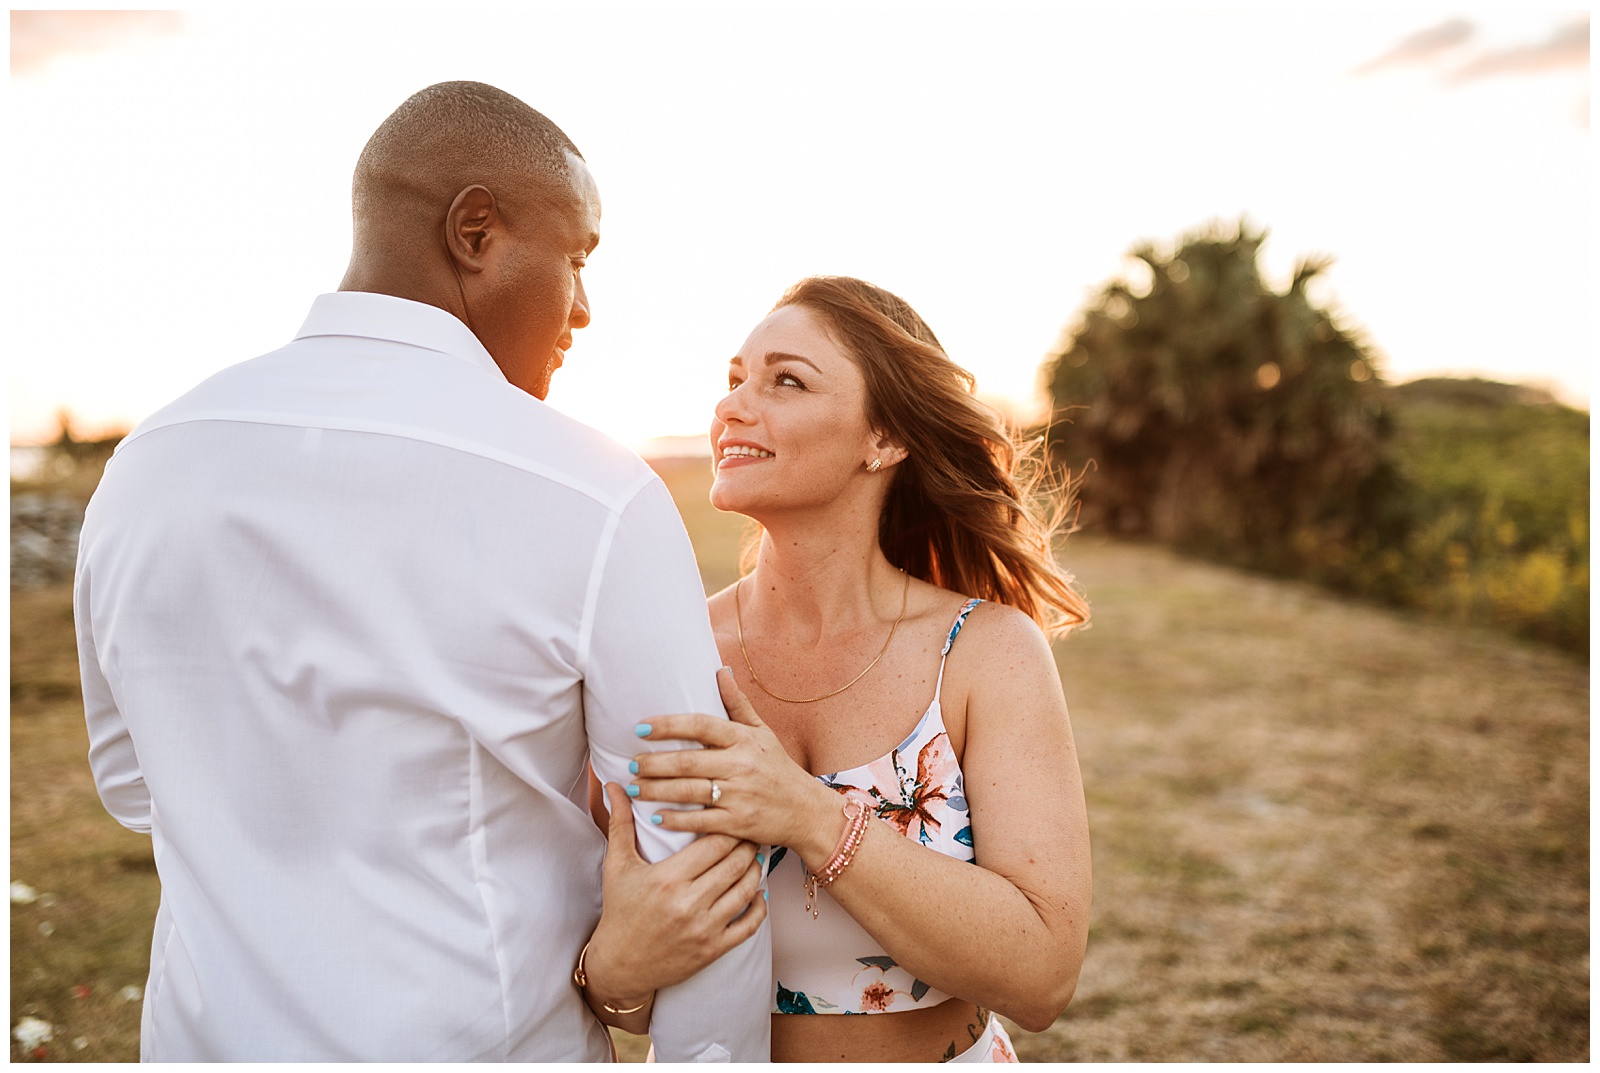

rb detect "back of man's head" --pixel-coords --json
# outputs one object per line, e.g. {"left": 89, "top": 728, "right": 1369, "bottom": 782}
{"left": 351, "top": 81, "right": 583, "bottom": 248}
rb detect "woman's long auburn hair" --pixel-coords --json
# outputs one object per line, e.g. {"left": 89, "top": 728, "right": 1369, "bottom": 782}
{"left": 766, "top": 276, "right": 1090, "bottom": 638}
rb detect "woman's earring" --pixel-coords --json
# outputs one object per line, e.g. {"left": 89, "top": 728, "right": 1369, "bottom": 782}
{"left": 868, "top": 458, "right": 883, "bottom": 473}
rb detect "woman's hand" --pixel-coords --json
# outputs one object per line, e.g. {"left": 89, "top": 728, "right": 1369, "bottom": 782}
{"left": 579, "top": 781, "right": 768, "bottom": 1030}
{"left": 630, "top": 668, "right": 843, "bottom": 864}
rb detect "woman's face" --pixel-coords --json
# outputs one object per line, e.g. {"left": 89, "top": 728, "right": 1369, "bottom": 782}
{"left": 709, "top": 304, "right": 880, "bottom": 518}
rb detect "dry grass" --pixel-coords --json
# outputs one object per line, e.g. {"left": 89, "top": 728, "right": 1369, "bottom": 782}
{"left": 10, "top": 586, "right": 155, "bottom": 1063}
{"left": 1021, "top": 539, "right": 1588, "bottom": 1062}
{"left": 10, "top": 470, "right": 1588, "bottom": 1062}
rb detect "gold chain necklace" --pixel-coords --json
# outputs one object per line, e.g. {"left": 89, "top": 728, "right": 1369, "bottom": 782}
{"left": 735, "top": 570, "right": 909, "bottom": 704}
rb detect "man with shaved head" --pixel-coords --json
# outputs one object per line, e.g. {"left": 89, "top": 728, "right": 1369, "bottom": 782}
{"left": 343, "top": 82, "right": 598, "bottom": 400}
{"left": 75, "top": 82, "right": 770, "bottom": 1061}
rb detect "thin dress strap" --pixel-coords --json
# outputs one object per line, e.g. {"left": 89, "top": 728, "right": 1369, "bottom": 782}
{"left": 932, "top": 598, "right": 984, "bottom": 706}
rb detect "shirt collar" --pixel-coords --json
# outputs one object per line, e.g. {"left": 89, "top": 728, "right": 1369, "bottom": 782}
{"left": 294, "top": 291, "right": 506, "bottom": 382}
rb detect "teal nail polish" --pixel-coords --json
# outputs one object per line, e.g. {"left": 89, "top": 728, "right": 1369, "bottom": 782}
{"left": 626, "top": 784, "right": 640, "bottom": 798}
{"left": 763, "top": 889, "right": 769, "bottom": 901}
{"left": 628, "top": 760, "right": 639, "bottom": 775}
{"left": 650, "top": 814, "right": 664, "bottom": 825}
{"left": 634, "top": 724, "right": 652, "bottom": 738}
{"left": 756, "top": 853, "right": 765, "bottom": 866}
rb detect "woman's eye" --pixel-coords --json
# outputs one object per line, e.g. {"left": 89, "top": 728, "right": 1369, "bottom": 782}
{"left": 776, "top": 371, "right": 805, "bottom": 389}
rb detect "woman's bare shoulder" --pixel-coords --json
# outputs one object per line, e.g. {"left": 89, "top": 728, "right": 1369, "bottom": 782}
{"left": 944, "top": 599, "right": 1067, "bottom": 731}
{"left": 954, "top": 598, "right": 1055, "bottom": 661}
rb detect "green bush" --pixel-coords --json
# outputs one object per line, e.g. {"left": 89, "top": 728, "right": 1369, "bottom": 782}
{"left": 1382, "top": 380, "right": 1589, "bottom": 653}
{"left": 1042, "top": 220, "right": 1589, "bottom": 657}
{"left": 1044, "top": 221, "right": 1399, "bottom": 578}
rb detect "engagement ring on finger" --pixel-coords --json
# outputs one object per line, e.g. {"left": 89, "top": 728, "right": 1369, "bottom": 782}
{"left": 709, "top": 780, "right": 722, "bottom": 807}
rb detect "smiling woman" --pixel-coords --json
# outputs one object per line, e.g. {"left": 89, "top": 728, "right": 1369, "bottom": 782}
{"left": 588, "top": 275, "right": 1094, "bottom": 1062}
{"left": 711, "top": 304, "right": 892, "bottom": 518}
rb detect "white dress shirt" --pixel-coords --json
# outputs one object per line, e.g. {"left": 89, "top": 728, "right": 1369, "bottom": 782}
{"left": 74, "top": 292, "right": 771, "bottom": 1062}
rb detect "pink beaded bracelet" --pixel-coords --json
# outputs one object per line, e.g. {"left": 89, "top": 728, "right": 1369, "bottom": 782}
{"left": 804, "top": 799, "right": 869, "bottom": 919}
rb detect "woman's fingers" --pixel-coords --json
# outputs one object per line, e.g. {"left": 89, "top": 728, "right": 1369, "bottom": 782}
{"left": 691, "top": 837, "right": 760, "bottom": 891}
{"left": 650, "top": 830, "right": 743, "bottom": 879}
{"left": 632, "top": 748, "right": 715, "bottom": 781}
{"left": 689, "top": 836, "right": 761, "bottom": 904}
{"left": 635, "top": 713, "right": 737, "bottom": 748}
{"left": 647, "top": 805, "right": 728, "bottom": 836}
{"left": 706, "top": 851, "right": 769, "bottom": 929}
{"left": 715, "top": 878, "right": 769, "bottom": 948}
{"left": 656, "top": 839, "right": 765, "bottom": 963}
{"left": 600, "top": 782, "right": 644, "bottom": 873}
{"left": 630, "top": 775, "right": 724, "bottom": 806}
{"left": 633, "top": 782, "right": 764, "bottom": 842}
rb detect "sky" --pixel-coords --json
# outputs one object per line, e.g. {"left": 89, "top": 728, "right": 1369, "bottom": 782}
{"left": 7, "top": 4, "right": 1592, "bottom": 452}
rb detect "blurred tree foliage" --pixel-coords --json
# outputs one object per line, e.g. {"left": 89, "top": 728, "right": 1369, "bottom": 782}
{"left": 1045, "top": 221, "right": 1401, "bottom": 578}
{"left": 1044, "top": 221, "right": 1588, "bottom": 655}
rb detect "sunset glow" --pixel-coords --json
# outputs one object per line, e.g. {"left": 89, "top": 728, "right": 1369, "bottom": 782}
{"left": 8, "top": 5, "right": 1590, "bottom": 451}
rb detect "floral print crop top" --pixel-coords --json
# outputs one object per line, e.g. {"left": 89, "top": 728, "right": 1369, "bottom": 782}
{"left": 764, "top": 598, "right": 983, "bottom": 1015}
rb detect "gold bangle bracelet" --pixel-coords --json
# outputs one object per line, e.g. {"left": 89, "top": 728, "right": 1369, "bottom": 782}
{"left": 572, "top": 939, "right": 650, "bottom": 1015}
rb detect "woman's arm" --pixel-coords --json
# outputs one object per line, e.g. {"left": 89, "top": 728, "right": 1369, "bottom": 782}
{"left": 630, "top": 608, "right": 1091, "bottom": 1031}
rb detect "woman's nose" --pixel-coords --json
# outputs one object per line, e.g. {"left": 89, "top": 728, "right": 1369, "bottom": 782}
{"left": 714, "top": 383, "right": 750, "bottom": 425}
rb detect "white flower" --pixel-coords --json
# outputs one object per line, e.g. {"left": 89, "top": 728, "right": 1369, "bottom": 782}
{"left": 119, "top": 985, "right": 143, "bottom": 1003}
{"left": 13, "top": 1016, "right": 54, "bottom": 1050}
{"left": 9, "top": 882, "right": 37, "bottom": 905}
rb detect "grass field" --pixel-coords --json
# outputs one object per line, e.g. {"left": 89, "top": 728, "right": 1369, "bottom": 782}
{"left": 10, "top": 459, "right": 1589, "bottom": 1061}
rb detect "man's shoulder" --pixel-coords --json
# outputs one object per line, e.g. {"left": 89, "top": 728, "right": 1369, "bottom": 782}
{"left": 506, "top": 399, "right": 661, "bottom": 506}
{"left": 418, "top": 365, "right": 660, "bottom": 508}
{"left": 118, "top": 336, "right": 661, "bottom": 513}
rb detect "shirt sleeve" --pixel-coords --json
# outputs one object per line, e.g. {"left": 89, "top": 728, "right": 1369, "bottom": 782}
{"left": 75, "top": 548, "right": 153, "bottom": 835}
{"left": 581, "top": 476, "right": 771, "bottom": 1063}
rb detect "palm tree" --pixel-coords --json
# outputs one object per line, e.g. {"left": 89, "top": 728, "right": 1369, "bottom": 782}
{"left": 1044, "top": 221, "right": 1400, "bottom": 579}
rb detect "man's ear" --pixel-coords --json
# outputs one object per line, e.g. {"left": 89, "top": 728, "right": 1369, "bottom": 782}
{"left": 443, "top": 185, "right": 498, "bottom": 273}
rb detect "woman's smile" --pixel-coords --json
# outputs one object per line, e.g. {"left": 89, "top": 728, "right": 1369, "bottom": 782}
{"left": 717, "top": 440, "right": 776, "bottom": 468}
